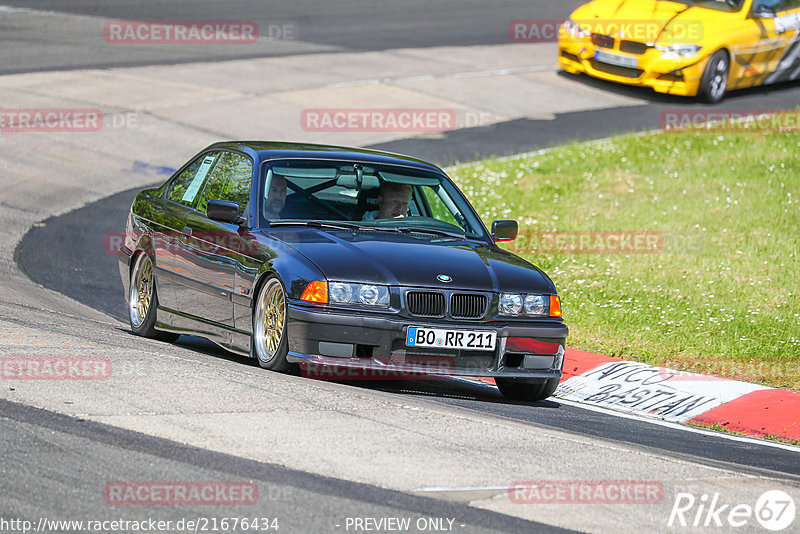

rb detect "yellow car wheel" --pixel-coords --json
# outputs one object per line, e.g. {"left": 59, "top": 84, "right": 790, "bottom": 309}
{"left": 698, "top": 50, "right": 729, "bottom": 104}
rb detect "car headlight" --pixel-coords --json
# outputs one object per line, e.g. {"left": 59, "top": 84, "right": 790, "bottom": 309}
{"left": 499, "top": 293, "right": 523, "bottom": 315}
{"left": 500, "top": 293, "right": 560, "bottom": 317}
{"left": 524, "top": 295, "right": 547, "bottom": 315}
{"left": 329, "top": 282, "right": 390, "bottom": 307}
{"left": 654, "top": 44, "right": 701, "bottom": 59}
{"left": 563, "top": 18, "right": 589, "bottom": 39}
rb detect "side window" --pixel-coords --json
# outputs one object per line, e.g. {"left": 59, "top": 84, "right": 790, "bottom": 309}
{"left": 166, "top": 152, "right": 220, "bottom": 207}
{"left": 753, "top": 0, "right": 785, "bottom": 11}
{"left": 781, "top": 0, "right": 800, "bottom": 10}
{"left": 420, "top": 185, "right": 462, "bottom": 227}
{"left": 196, "top": 152, "right": 254, "bottom": 215}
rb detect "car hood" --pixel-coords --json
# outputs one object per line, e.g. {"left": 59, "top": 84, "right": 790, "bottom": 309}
{"left": 263, "top": 228, "right": 555, "bottom": 293}
{"left": 572, "top": 0, "right": 735, "bottom": 43}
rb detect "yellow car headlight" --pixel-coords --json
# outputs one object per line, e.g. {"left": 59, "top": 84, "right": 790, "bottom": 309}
{"left": 655, "top": 44, "right": 702, "bottom": 60}
{"left": 563, "top": 18, "right": 590, "bottom": 40}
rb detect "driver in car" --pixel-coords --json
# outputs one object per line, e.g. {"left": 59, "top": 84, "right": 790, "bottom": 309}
{"left": 362, "top": 182, "right": 412, "bottom": 220}
{"left": 263, "top": 174, "right": 287, "bottom": 219}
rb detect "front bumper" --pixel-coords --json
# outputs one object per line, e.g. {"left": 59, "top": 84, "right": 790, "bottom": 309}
{"left": 558, "top": 33, "right": 707, "bottom": 97}
{"left": 286, "top": 303, "right": 568, "bottom": 381}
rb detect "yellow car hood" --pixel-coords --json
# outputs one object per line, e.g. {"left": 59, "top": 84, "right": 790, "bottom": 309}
{"left": 571, "top": 0, "right": 737, "bottom": 44}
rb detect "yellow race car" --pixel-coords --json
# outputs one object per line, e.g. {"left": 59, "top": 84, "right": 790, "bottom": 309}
{"left": 558, "top": 0, "right": 800, "bottom": 102}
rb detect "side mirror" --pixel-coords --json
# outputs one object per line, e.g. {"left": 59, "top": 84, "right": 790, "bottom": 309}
{"left": 752, "top": 5, "right": 777, "bottom": 18}
{"left": 491, "top": 220, "right": 518, "bottom": 242}
{"left": 207, "top": 199, "right": 244, "bottom": 225}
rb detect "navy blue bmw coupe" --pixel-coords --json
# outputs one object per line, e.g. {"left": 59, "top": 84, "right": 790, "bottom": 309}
{"left": 118, "top": 142, "right": 568, "bottom": 401}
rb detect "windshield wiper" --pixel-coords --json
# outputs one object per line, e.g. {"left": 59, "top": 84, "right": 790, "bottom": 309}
{"left": 267, "top": 220, "right": 365, "bottom": 231}
{"left": 267, "top": 220, "right": 467, "bottom": 239}
{"left": 395, "top": 227, "right": 467, "bottom": 240}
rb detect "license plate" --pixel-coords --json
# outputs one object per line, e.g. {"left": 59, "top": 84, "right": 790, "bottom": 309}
{"left": 594, "top": 50, "right": 638, "bottom": 68}
{"left": 406, "top": 327, "right": 496, "bottom": 351}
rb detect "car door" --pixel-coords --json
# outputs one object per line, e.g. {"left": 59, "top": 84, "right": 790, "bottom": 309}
{"left": 174, "top": 150, "right": 254, "bottom": 328}
{"left": 730, "top": 0, "right": 792, "bottom": 87}
{"left": 158, "top": 150, "right": 223, "bottom": 311}
{"left": 763, "top": 0, "right": 800, "bottom": 84}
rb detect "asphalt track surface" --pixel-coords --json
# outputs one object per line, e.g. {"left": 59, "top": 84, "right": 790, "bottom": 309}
{"left": 2, "top": 399, "right": 565, "bottom": 534}
{"left": 5, "top": 1, "right": 800, "bottom": 532}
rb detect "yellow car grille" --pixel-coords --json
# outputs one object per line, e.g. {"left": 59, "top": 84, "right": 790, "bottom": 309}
{"left": 619, "top": 40, "right": 649, "bottom": 55}
{"left": 591, "top": 33, "right": 615, "bottom": 48}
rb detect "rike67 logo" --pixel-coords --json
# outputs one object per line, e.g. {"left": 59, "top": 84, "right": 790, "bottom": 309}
{"left": 669, "top": 490, "right": 796, "bottom": 531}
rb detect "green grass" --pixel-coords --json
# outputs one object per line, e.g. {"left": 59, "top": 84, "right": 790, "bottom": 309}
{"left": 450, "top": 131, "right": 800, "bottom": 389}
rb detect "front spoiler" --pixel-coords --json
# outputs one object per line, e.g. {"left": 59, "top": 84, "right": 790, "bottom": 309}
{"left": 286, "top": 303, "right": 567, "bottom": 381}
{"left": 293, "top": 353, "right": 564, "bottom": 380}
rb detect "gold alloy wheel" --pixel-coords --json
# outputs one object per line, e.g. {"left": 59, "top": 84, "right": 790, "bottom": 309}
{"left": 129, "top": 255, "right": 153, "bottom": 327}
{"left": 255, "top": 278, "right": 286, "bottom": 362}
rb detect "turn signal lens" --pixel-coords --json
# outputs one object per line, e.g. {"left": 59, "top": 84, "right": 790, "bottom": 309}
{"left": 300, "top": 281, "right": 328, "bottom": 304}
{"left": 549, "top": 295, "right": 562, "bottom": 317}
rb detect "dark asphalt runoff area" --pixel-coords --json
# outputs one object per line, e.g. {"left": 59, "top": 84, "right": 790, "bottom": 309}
{"left": 0, "top": 0, "right": 585, "bottom": 74}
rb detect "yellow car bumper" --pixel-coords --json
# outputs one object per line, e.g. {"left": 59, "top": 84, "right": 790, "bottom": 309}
{"left": 558, "top": 34, "right": 709, "bottom": 98}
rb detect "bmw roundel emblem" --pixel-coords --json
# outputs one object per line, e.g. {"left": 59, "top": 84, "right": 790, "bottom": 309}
{"left": 437, "top": 274, "right": 453, "bottom": 283}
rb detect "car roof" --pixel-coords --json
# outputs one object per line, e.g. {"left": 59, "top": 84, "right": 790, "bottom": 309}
{"left": 206, "top": 141, "right": 445, "bottom": 174}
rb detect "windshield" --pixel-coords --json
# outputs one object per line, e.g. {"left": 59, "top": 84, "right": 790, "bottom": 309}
{"left": 257, "top": 159, "right": 490, "bottom": 240}
{"left": 663, "top": 0, "right": 746, "bottom": 12}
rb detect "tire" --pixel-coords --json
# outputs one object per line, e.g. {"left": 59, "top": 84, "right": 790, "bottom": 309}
{"left": 496, "top": 377, "right": 560, "bottom": 402}
{"left": 129, "top": 253, "right": 178, "bottom": 342}
{"left": 252, "top": 276, "right": 291, "bottom": 372}
{"left": 698, "top": 50, "right": 729, "bottom": 104}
